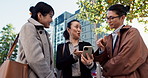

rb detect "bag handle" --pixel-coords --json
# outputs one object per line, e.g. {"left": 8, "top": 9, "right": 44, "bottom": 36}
{"left": 7, "top": 25, "right": 42, "bottom": 59}
{"left": 7, "top": 34, "right": 19, "bottom": 59}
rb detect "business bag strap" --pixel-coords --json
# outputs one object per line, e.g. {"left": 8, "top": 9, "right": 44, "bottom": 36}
{"left": 7, "top": 34, "right": 19, "bottom": 59}
{"left": 60, "top": 43, "right": 65, "bottom": 78}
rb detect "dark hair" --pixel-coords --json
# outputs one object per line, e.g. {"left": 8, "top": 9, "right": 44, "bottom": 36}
{"left": 63, "top": 19, "right": 80, "bottom": 40}
{"left": 29, "top": 2, "right": 54, "bottom": 21}
{"left": 108, "top": 4, "right": 130, "bottom": 16}
{"left": 63, "top": 30, "right": 69, "bottom": 40}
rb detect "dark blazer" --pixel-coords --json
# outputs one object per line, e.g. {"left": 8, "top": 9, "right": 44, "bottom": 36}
{"left": 56, "top": 41, "right": 95, "bottom": 78}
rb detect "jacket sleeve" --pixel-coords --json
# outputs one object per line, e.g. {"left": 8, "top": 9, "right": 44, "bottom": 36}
{"left": 103, "top": 28, "right": 148, "bottom": 76}
{"left": 19, "top": 24, "right": 55, "bottom": 78}
{"left": 94, "top": 48, "right": 109, "bottom": 66}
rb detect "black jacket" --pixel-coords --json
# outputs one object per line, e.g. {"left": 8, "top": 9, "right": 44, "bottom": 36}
{"left": 56, "top": 41, "right": 96, "bottom": 78}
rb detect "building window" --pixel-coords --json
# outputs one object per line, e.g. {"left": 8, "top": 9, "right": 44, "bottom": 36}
{"left": 61, "top": 27, "right": 63, "bottom": 31}
{"left": 61, "top": 35, "right": 64, "bottom": 41}
{"left": 82, "top": 27, "right": 86, "bottom": 32}
{"left": 82, "top": 34, "right": 86, "bottom": 39}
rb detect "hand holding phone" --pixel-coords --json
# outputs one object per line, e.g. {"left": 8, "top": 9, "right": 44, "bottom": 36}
{"left": 81, "top": 46, "right": 94, "bottom": 66}
{"left": 83, "top": 46, "right": 93, "bottom": 58}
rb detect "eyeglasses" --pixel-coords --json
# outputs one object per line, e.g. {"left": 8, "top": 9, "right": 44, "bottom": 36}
{"left": 105, "top": 16, "right": 120, "bottom": 21}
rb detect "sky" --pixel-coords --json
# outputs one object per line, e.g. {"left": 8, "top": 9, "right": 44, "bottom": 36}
{"left": 0, "top": 0, "right": 147, "bottom": 46}
{"left": 0, "top": 0, "right": 79, "bottom": 31}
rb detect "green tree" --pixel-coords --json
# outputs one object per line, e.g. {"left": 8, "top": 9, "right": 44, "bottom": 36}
{"left": 0, "top": 24, "right": 18, "bottom": 65}
{"left": 76, "top": 0, "right": 148, "bottom": 33}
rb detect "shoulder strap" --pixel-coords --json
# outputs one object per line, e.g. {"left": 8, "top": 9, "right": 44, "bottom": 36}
{"left": 62, "top": 43, "right": 65, "bottom": 56}
{"left": 7, "top": 34, "right": 19, "bottom": 59}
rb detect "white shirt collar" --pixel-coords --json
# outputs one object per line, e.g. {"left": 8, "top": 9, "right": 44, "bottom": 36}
{"left": 113, "top": 25, "right": 124, "bottom": 33}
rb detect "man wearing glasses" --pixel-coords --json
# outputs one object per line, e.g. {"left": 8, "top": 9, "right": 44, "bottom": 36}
{"left": 94, "top": 4, "right": 148, "bottom": 78}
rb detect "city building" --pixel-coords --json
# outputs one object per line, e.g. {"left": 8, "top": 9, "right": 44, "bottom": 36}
{"left": 52, "top": 10, "right": 104, "bottom": 54}
{"left": 53, "top": 11, "right": 72, "bottom": 53}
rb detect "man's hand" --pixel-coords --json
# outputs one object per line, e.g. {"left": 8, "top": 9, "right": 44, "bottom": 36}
{"left": 96, "top": 36, "right": 107, "bottom": 51}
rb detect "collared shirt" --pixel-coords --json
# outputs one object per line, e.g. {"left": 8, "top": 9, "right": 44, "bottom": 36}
{"left": 99, "top": 25, "right": 124, "bottom": 54}
{"left": 66, "top": 40, "right": 94, "bottom": 77}
{"left": 67, "top": 40, "right": 81, "bottom": 76}
{"left": 112, "top": 25, "right": 124, "bottom": 49}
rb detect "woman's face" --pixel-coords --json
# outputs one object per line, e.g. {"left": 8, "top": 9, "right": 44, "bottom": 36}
{"left": 106, "top": 11, "right": 124, "bottom": 29}
{"left": 68, "top": 21, "right": 81, "bottom": 40}
{"left": 38, "top": 11, "right": 54, "bottom": 28}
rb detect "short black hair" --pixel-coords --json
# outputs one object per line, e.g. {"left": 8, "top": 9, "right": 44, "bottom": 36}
{"left": 29, "top": 2, "right": 54, "bottom": 21}
{"left": 108, "top": 4, "right": 130, "bottom": 16}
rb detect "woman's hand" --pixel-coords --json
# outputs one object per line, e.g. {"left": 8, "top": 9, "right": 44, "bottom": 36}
{"left": 73, "top": 49, "right": 83, "bottom": 57}
{"left": 81, "top": 53, "right": 94, "bottom": 66}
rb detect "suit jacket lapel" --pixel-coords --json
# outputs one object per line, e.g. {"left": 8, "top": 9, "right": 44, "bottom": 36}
{"left": 64, "top": 42, "right": 70, "bottom": 56}
{"left": 113, "top": 25, "right": 131, "bottom": 56}
{"left": 106, "top": 34, "right": 113, "bottom": 57}
{"left": 37, "top": 29, "right": 49, "bottom": 55}
{"left": 113, "top": 32, "right": 121, "bottom": 57}
{"left": 36, "top": 29, "right": 52, "bottom": 65}
{"left": 45, "top": 31, "right": 54, "bottom": 67}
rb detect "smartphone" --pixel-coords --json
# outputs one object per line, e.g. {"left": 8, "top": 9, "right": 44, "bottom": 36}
{"left": 83, "top": 46, "right": 93, "bottom": 58}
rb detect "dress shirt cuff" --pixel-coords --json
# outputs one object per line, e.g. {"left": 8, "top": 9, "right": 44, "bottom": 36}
{"left": 86, "top": 62, "right": 94, "bottom": 69}
{"left": 99, "top": 48, "right": 104, "bottom": 54}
